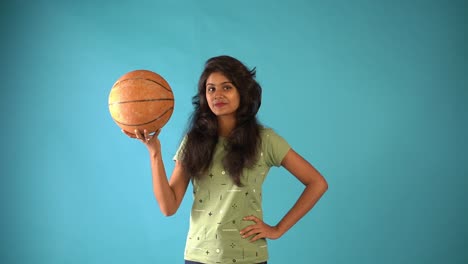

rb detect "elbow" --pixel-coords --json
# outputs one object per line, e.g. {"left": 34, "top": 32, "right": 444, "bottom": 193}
{"left": 162, "top": 211, "right": 176, "bottom": 217}
{"left": 322, "top": 177, "right": 328, "bottom": 190}
{"left": 323, "top": 181, "right": 329, "bottom": 193}
{"left": 154, "top": 194, "right": 179, "bottom": 217}
{"left": 307, "top": 177, "right": 328, "bottom": 193}
{"left": 160, "top": 207, "right": 177, "bottom": 217}
{"left": 320, "top": 177, "right": 329, "bottom": 193}
{"left": 159, "top": 201, "right": 179, "bottom": 217}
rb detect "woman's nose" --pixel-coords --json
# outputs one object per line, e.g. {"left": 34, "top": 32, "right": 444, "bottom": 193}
{"left": 213, "top": 90, "right": 224, "bottom": 98}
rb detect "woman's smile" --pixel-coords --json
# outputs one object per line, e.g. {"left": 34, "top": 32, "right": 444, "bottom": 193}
{"left": 214, "top": 102, "right": 227, "bottom": 108}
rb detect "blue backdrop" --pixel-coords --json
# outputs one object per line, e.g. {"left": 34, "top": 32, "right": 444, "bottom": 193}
{"left": 2, "top": 0, "right": 467, "bottom": 263}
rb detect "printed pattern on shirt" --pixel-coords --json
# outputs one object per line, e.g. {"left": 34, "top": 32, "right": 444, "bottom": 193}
{"left": 175, "top": 128, "right": 290, "bottom": 264}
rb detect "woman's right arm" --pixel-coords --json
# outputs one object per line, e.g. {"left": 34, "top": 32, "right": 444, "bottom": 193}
{"left": 126, "top": 129, "right": 190, "bottom": 216}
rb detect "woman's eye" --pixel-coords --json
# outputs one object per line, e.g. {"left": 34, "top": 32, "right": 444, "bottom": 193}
{"left": 207, "top": 87, "right": 215, "bottom": 92}
{"left": 223, "top": 86, "right": 232, "bottom": 90}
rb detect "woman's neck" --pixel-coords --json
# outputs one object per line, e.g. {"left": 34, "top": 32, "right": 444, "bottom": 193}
{"left": 217, "top": 116, "right": 236, "bottom": 137}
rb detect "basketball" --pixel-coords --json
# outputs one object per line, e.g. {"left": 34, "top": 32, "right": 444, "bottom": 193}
{"left": 108, "top": 70, "right": 174, "bottom": 134}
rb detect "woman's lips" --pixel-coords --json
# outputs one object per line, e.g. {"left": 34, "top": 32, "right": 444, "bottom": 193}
{"left": 214, "top": 102, "right": 227, "bottom": 107}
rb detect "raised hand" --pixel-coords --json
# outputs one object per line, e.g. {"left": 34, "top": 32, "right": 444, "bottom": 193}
{"left": 122, "top": 129, "right": 162, "bottom": 156}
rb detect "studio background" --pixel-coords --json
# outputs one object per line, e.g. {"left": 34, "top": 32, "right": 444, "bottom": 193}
{"left": 2, "top": 0, "right": 467, "bottom": 263}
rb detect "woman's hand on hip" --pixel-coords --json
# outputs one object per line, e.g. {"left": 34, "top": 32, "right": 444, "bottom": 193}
{"left": 240, "top": 215, "right": 282, "bottom": 242}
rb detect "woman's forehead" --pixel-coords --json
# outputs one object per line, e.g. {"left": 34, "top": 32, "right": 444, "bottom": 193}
{"left": 206, "top": 72, "right": 232, "bottom": 85}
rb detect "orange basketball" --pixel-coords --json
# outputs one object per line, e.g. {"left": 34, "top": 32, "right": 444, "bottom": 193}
{"left": 108, "top": 70, "right": 174, "bottom": 134}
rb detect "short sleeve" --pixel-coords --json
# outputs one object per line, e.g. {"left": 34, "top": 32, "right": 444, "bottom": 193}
{"left": 173, "top": 135, "right": 187, "bottom": 161}
{"left": 262, "top": 128, "right": 291, "bottom": 167}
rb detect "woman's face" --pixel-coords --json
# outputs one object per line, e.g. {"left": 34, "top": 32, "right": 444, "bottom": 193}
{"left": 205, "top": 72, "right": 240, "bottom": 118}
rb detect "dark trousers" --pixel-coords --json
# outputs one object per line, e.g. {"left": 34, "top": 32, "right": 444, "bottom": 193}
{"left": 185, "top": 261, "right": 267, "bottom": 264}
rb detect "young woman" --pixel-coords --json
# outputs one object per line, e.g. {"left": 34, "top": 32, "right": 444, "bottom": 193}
{"left": 124, "top": 55, "right": 328, "bottom": 264}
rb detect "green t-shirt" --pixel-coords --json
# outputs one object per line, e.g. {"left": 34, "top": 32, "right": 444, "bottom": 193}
{"left": 174, "top": 128, "right": 290, "bottom": 263}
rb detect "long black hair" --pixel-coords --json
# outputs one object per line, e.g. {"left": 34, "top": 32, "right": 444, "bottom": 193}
{"left": 180, "top": 55, "right": 262, "bottom": 186}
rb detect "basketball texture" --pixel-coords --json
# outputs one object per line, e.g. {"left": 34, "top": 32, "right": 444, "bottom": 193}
{"left": 108, "top": 70, "right": 174, "bottom": 134}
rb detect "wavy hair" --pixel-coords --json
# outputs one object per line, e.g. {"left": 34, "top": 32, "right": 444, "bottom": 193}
{"left": 180, "top": 55, "right": 262, "bottom": 186}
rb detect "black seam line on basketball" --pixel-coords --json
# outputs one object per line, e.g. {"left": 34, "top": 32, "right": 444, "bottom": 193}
{"left": 113, "top": 78, "right": 172, "bottom": 93}
{"left": 113, "top": 107, "right": 173, "bottom": 126}
{"left": 108, "top": 98, "right": 174, "bottom": 105}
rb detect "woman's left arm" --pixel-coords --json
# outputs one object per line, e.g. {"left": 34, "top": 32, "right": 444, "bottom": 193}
{"left": 240, "top": 149, "right": 328, "bottom": 241}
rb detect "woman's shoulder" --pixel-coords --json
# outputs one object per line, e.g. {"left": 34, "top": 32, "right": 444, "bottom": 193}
{"left": 258, "top": 125, "right": 291, "bottom": 166}
{"left": 259, "top": 126, "right": 279, "bottom": 137}
{"left": 258, "top": 126, "right": 288, "bottom": 144}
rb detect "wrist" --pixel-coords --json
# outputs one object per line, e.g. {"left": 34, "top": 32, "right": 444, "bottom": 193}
{"left": 149, "top": 148, "right": 161, "bottom": 158}
{"left": 274, "top": 223, "right": 288, "bottom": 237}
